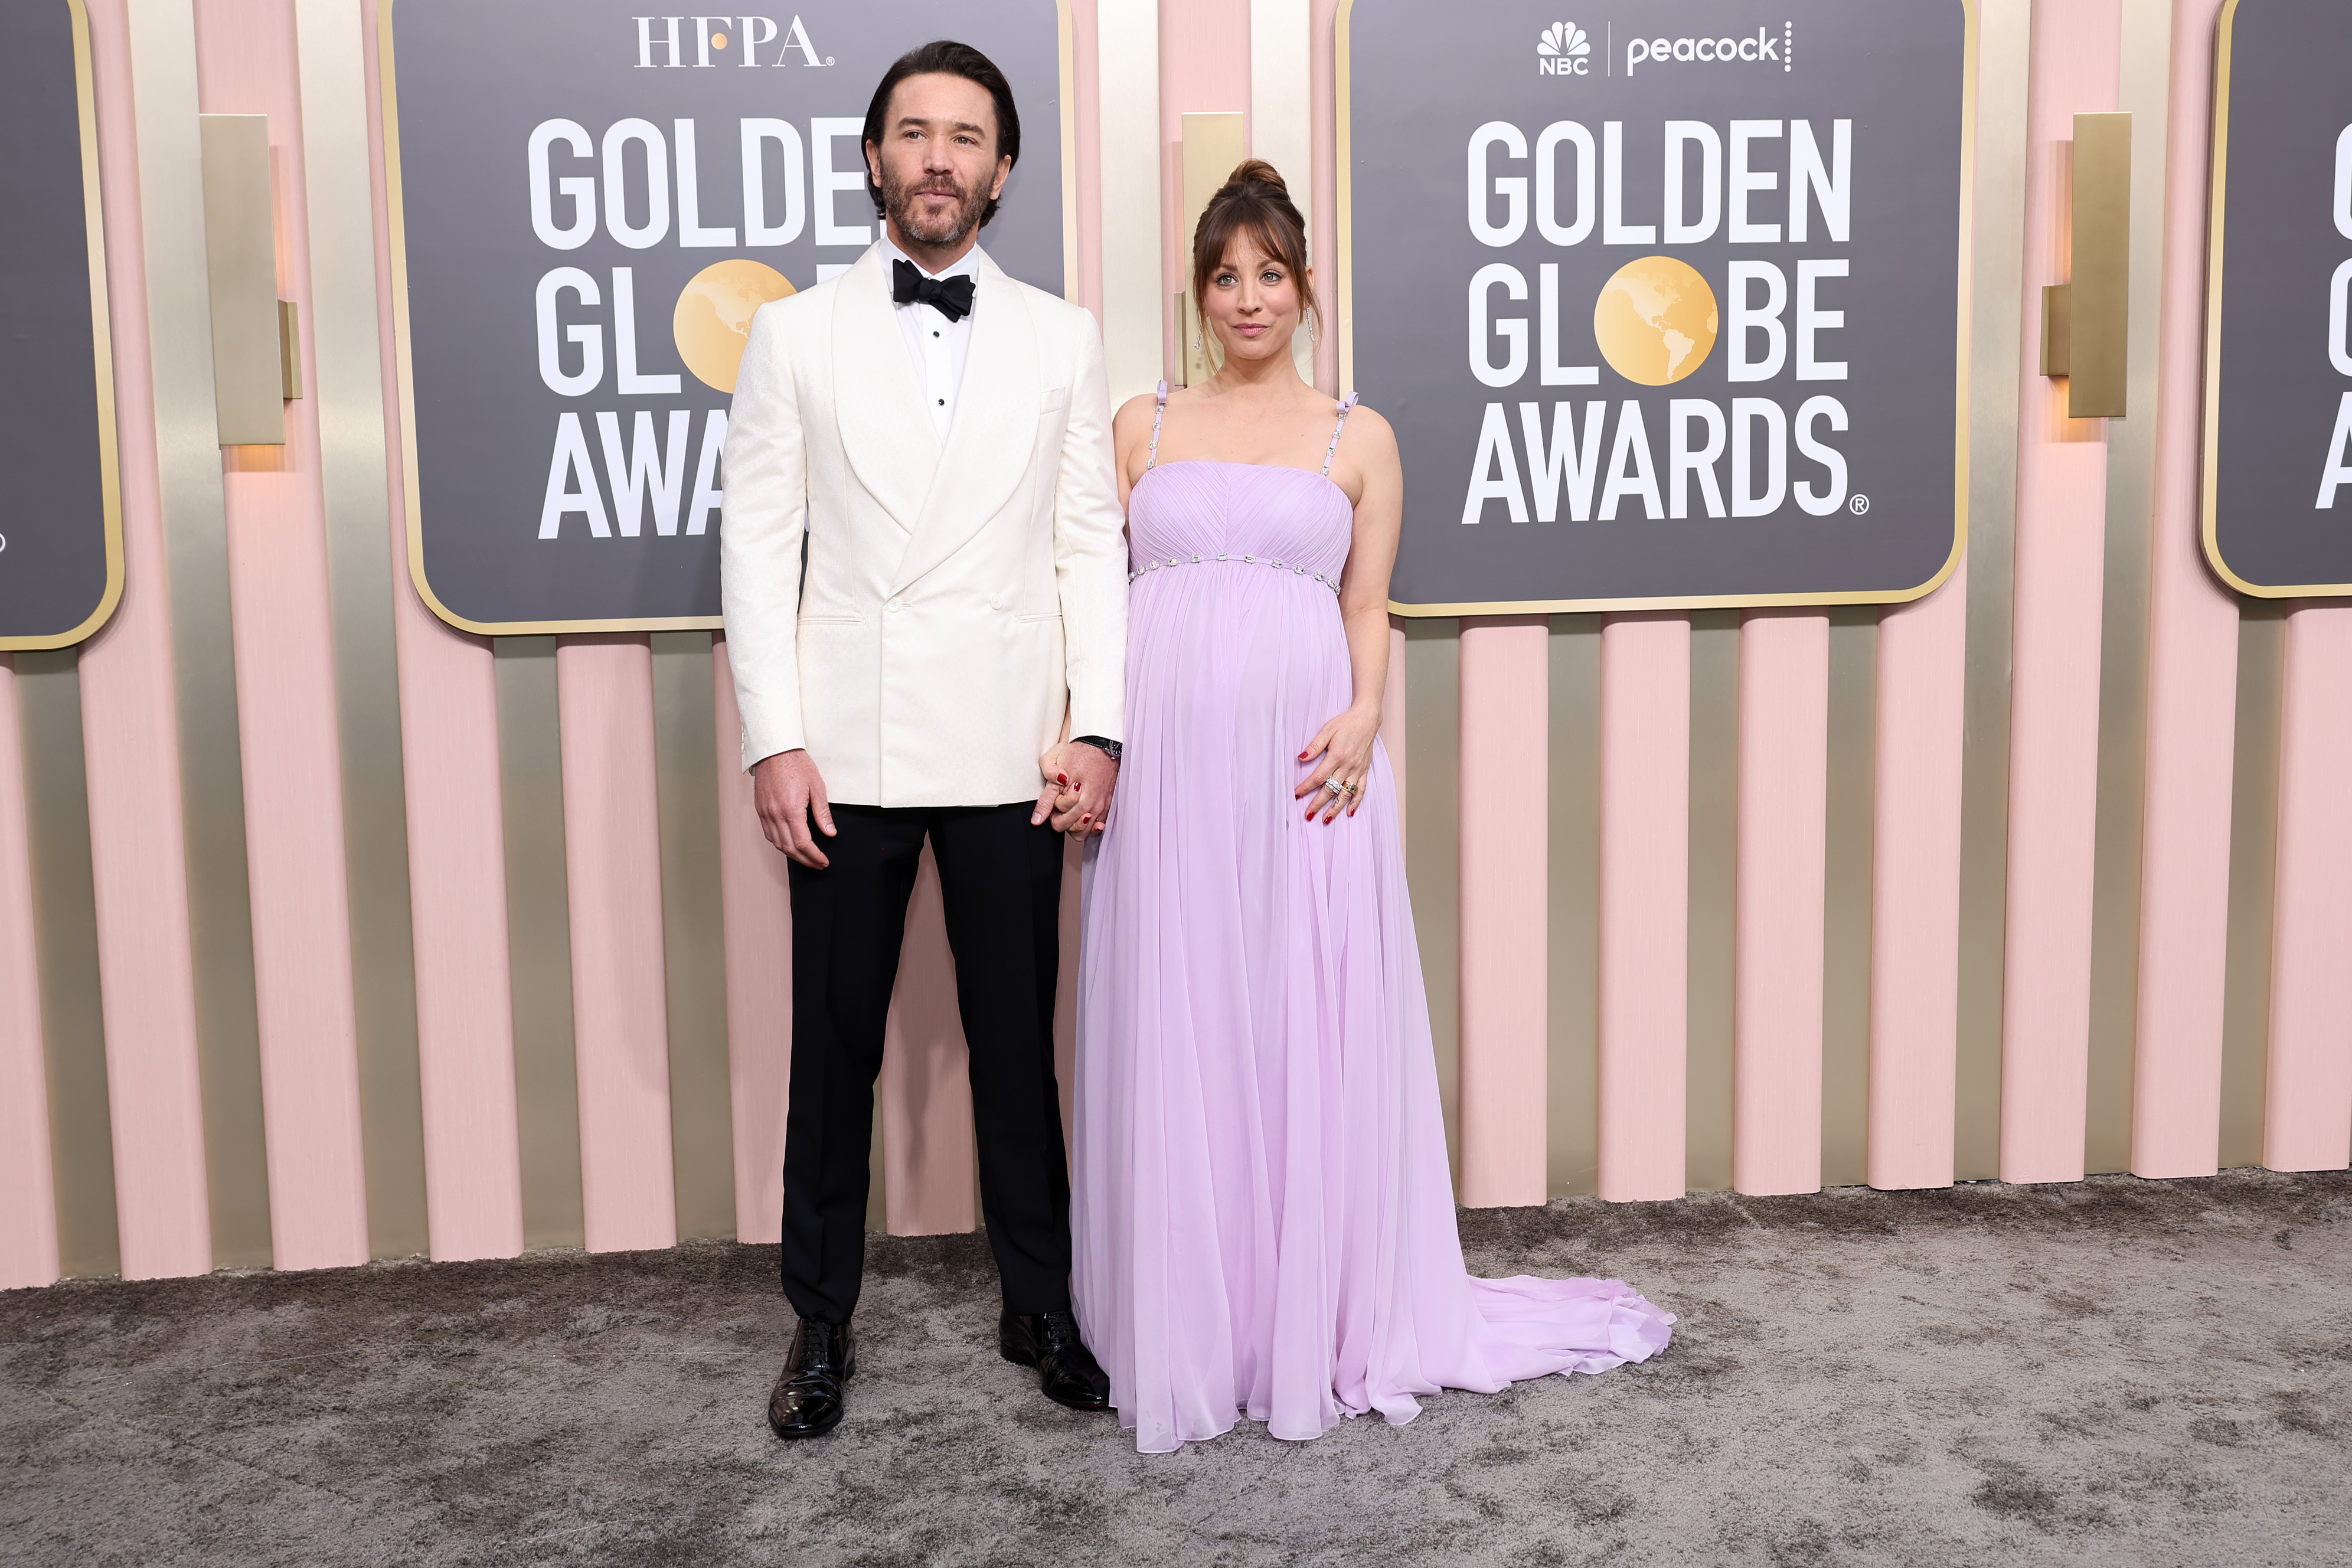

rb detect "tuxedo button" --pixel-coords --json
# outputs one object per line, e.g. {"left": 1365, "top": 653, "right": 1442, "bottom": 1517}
{"left": 988, "top": 595, "right": 1004, "bottom": 610}
{"left": 887, "top": 599, "right": 902, "bottom": 613}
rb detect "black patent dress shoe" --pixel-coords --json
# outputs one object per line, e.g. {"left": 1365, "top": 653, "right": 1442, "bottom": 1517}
{"left": 999, "top": 1309, "right": 1113, "bottom": 1411}
{"left": 767, "top": 1315, "right": 855, "bottom": 1439}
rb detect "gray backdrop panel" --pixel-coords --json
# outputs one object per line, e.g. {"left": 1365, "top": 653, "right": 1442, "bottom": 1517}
{"left": 1348, "top": 0, "right": 1966, "bottom": 610}
{"left": 0, "top": 2, "right": 113, "bottom": 645}
{"left": 390, "top": 0, "right": 1064, "bottom": 629}
{"left": 2208, "top": 0, "right": 2352, "bottom": 593}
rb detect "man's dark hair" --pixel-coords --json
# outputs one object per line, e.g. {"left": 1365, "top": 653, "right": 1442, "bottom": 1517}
{"left": 862, "top": 40, "right": 1021, "bottom": 228}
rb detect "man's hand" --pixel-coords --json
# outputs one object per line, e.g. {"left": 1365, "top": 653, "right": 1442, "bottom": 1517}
{"left": 753, "top": 749, "right": 837, "bottom": 868}
{"left": 1035, "top": 741, "right": 1118, "bottom": 836}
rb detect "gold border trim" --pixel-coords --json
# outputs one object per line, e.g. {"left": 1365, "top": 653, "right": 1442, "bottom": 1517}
{"left": 1337, "top": 0, "right": 1979, "bottom": 618}
{"left": 4, "top": 0, "right": 127, "bottom": 652}
{"left": 381, "top": 0, "right": 1086, "bottom": 636}
{"left": 2197, "top": 0, "right": 2339, "bottom": 597}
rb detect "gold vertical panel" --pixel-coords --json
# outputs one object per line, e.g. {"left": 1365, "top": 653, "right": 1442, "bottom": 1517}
{"left": 2084, "top": 0, "right": 2175, "bottom": 1178}
{"left": 495, "top": 637, "right": 584, "bottom": 1250}
{"left": 2065, "top": 113, "right": 2132, "bottom": 420}
{"left": 128, "top": 0, "right": 273, "bottom": 1268}
{"left": 1954, "top": 0, "right": 2034, "bottom": 1182}
{"left": 295, "top": 0, "right": 426, "bottom": 1260}
{"left": 196, "top": 113, "right": 285, "bottom": 447}
{"left": 651, "top": 632, "right": 736, "bottom": 1243}
{"left": 15, "top": 649, "right": 117, "bottom": 1277}
{"left": 1821, "top": 612, "right": 1879, "bottom": 1188}
{"left": 2218, "top": 607, "right": 2284, "bottom": 1171}
{"left": 1546, "top": 616, "right": 1600, "bottom": 1197}
{"left": 276, "top": 300, "right": 301, "bottom": 400}
{"left": 2039, "top": 284, "right": 2072, "bottom": 376}
{"left": 1402, "top": 621, "right": 1460, "bottom": 1176}
{"left": 1684, "top": 612, "right": 1737, "bottom": 1195}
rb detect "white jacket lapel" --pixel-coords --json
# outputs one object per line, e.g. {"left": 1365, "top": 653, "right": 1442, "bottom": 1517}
{"left": 832, "top": 244, "right": 937, "bottom": 534}
{"left": 888, "top": 250, "right": 1038, "bottom": 595}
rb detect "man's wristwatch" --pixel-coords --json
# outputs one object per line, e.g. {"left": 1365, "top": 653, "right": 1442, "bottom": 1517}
{"left": 1072, "top": 736, "right": 1122, "bottom": 763}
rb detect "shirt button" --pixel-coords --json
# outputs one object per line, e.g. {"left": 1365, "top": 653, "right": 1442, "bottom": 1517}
{"left": 988, "top": 594, "right": 1004, "bottom": 610}
{"left": 936, "top": 398, "right": 945, "bottom": 406}
{"left": 887, "top": 599, "right": 902, "bottom": 613}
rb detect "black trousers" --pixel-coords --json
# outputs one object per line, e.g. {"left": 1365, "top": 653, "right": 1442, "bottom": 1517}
{"left": 780, "top": 802, "right": 1072, "bottom": 1324}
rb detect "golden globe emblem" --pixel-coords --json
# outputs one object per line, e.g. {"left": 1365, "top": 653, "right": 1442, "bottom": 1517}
{"left": 1592, "top": 256, "right": 1719, "bottom": 386}
{"left": 673, "top": 259, "right": 796, "bottom": 393}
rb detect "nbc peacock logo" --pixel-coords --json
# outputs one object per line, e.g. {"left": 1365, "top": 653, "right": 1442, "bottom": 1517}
{"left": 1537, "top": 21, "right": 1592, "bottom": 76}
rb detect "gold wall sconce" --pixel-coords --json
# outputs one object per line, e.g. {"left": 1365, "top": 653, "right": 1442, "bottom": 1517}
{"left": 1172, "top": 112, "right": 1247, "bottom": 387}
{"left": 199, "top": 113, "right": 299, "bottom": 445}
{"left": 2041, "top": 111, "right": 2131, "bottom": 419}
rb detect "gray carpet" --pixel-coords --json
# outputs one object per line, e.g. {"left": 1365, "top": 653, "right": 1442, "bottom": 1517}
{"left": 4, "top": 1170, "right": 2349, "bottom": 1567}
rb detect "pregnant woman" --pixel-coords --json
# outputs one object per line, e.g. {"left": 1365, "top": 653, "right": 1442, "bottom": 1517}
{"left": 1066, "top": 161, "right": 1674, "bottom": 1454}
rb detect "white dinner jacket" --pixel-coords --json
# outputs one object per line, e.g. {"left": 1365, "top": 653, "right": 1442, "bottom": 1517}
{"left": 720, "top": 241, "right": 1127, "bottom": 808}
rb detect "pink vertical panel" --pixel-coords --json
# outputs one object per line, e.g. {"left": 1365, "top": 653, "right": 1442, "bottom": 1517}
{"left": 193, "top": 0, "right": 370, "bottom": 1272}
{"left": 556, "top": 636, "right": 677, "bottom": 1252}
{"left": 2129, "top": 0, "right": 2239, "bottom": 1178}
{"left": 2263, "top": 606, "right": 2352, "bottom": 1172}
{"left": 1598, "top": 613, "right": 1690, "bottom": 1201}
{"left": 0, "top": 657, "right": 61, "bottom": 1288}
{"left": 75, "top": 0, "right": 214, "bottom": 1281}
{"left": 881, "top": 850, "right": 981, "bottom": 1236}
{"left": 1732, "top": 612, "right": 1828, "bottom": 1196}
{"left": 363, "top": 0, "right": 522, "bottom": 1262}
{"left": 712, "top": 640, "right": 790, "bottom": 1242}
{"left": 1457, "top": 616, "right": 1548, "bottom": 1207}
{"left": 1999, "top": 0, "right": 2120, "bottom": 1186}
{"left": 1867, "top": 563, "right": 1968, "bottom": 1189}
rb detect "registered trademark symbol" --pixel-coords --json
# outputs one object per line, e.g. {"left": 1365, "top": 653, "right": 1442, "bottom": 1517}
{"left": 1850, "top": 494, "right": 1871, "bottom": 515}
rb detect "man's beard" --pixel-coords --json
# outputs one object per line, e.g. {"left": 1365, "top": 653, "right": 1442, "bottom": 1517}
{"left": 883, "top": 165, "right": 988, "bottom": 249}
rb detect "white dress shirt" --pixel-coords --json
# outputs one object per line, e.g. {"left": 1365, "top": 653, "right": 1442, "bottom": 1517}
{"left": 881, "top": 236, "right": 978, "bottom": 445}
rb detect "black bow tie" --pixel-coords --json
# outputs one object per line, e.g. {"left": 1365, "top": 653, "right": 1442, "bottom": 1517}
{"left": 892, "top": 259, "right": 975, "bottom": 322}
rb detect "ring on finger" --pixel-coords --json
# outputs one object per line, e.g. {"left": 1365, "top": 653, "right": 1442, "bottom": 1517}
{"left": 1324, "top": 779, "right": 1345, "bottom": 796}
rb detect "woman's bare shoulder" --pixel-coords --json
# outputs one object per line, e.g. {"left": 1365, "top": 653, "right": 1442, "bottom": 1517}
{"left": 1113, "top": 391, "right": 1164, "bottom": 435}
{"left": 1338, "top": 401, "right": 1398, "bottom": 462}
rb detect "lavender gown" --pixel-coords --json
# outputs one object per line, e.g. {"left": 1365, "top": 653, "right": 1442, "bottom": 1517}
{"left": 1072, "top": 387, "right": 1674, "bottom": 1454}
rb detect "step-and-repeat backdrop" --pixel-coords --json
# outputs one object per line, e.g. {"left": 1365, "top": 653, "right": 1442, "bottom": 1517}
{"left": 383, "top": 0, "right": 1069, "bottom": 632}
{"left": 2202, "top": 0, "right": 2352, "bottom": 596}
{"left": 0, "top": 0, "right": 119, "bottom": 651}
{"left": 1345, "top": 0, "right": 1969, "bottom": 614}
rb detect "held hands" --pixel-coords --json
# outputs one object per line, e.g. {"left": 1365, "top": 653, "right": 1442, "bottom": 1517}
{"left": 1034, "top": 741, "right": 1118, "bottom": 836}
{"left": 753, "top": 749, "right": 837, "bottom": 868}
{"left": 1297, "top": 705, "right": 1379, "bottom": 824}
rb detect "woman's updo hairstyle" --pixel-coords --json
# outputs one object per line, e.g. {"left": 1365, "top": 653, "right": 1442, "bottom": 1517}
{"left": 1190, "top": 159, "right": 1317, "bottom": 344}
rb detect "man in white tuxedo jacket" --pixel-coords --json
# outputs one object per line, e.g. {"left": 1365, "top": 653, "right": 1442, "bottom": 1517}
{"left": 721, "top": 41, "right": 1126, "bottom": 1439}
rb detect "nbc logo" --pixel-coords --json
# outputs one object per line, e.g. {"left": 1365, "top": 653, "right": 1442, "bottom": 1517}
{"left": 1538, "top": 21, "right": 1592, "bottom": 76}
